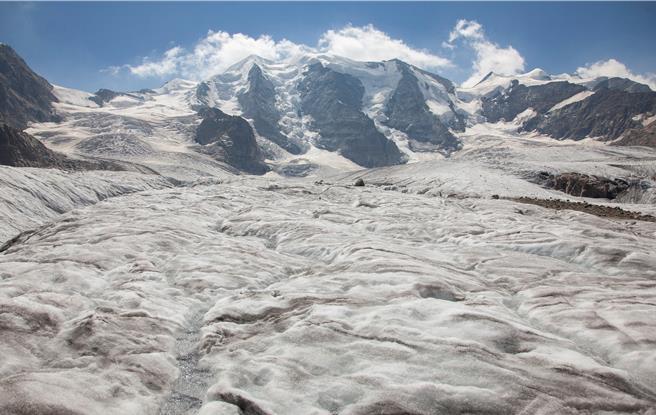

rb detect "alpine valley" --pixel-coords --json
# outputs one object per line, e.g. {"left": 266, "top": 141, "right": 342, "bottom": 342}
{"left": 2, "top": 41, "right": 656, "bottom": 415}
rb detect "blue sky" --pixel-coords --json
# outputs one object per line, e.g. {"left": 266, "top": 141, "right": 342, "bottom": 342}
{"left": 1, "top": 2, "right": 655, "bottom": 92}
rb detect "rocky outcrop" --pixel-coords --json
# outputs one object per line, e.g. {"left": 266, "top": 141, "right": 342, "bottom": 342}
{"left": 524, "top": 88, "right": 656, "bottom": 141}
{"left": 417, "top": 67, "right": 458, "bottom": 95}
{"left": 0, "top": 123, "right": 129, "bottom": 171}
{"left": 89, "top": 89, "right": 144, "bottom": 107}
{"left": 0, "top": 44, "right": 59, "bottom": 129}
{"left": 0, "top": 122, "right": 66, "bottom": 168}
{"left": 298, "top": 63, "right": 404, "bottom": 167}
{"left": 384, "top": 61, "right": 462, "bottom": 154}
{"left": 238, "top": 65, "right": 301, "bottom": 155}
{"left": 482, "top": 80, "right": 586, "bottom": 123}
{"left": 613, "top": 120, "right": 656, "bottom": 147}
{"left": 593, "top": 77, "right": 652, "bottom": 93}
{"left": 195, "top": 107, "right": 268, "bottom": 174}
{"left": 532, "top": 171, "right": 633, "bottom": 199}
{"left": 89, "top": 89, "right": 122, "bottom": 106}
{"left": 512, "top": 197, "right": 656, "bottom": 222}
{"left": 194, "top": 82, "right": 211, "bottom": 108}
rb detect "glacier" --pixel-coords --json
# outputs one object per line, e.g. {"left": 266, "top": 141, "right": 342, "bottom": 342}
{"left": 1, "top": 136, "right": 656, "bottom": 413}
{"left": 2, "top": 47, "right": 656, "bottom": 414}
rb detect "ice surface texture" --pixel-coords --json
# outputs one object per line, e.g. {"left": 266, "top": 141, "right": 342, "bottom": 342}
{"left": 1, "top": 176, "right": 655, "bottom": 414}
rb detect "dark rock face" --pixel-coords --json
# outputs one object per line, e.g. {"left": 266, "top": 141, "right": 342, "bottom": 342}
{"left": 238, "top": 65, "right": 301, "bottom": 155}
{"left": 89, "top": 89, "right": 121, "bottom": 106}
{"left": 419, "top": 69, "right": 457, "bottom": 95}
{"left": 88, "top": 89, "right": 144, "bottom": 107}
{"left": 593, "top": 77, "right": 652, "bottom": 93}
{"left": 482, "top": 80, "right": 586, "bottom": 123}
{"left": 0, "top": 122, "right": 65, "bottom": 168}
{"left": 532, "top": 171, "right": 632, "bottom": 199}
{"left": 384, "top": 61, "right": 462, "bottom": 154}
{"left": 298, "top": 63, "right": 404, "bottom": 168}
{"left": 194, "top": 82, "right": 211, "bottom": 107}
{"left": 0, "top": 123, "right": 128, "bottom": 171}
{"left": 613, "top": 120, "right": 656, "bottom": 147}
{"left": 273, "top": 161, "right": 317, "bottom": 177}
{"left": 524, "top": 89, "right": 656, "bottom": 141}
{"left": 394, "top": 59, "right": 457, "bottom": 95}
{"left": 0, "top": 44, "right": 59, "bottom": 129}
{"left": 195, "top": 107, "right": 268, "bottom": 174}
{"left": 89, "top": 89, "right": 149, "bottom": 107}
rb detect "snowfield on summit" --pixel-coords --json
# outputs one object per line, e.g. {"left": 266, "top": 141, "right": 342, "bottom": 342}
{"left": 1, "top": 4, "right": 656, "bottom": 414}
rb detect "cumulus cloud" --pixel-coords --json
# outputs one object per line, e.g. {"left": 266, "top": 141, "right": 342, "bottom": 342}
{"left": 447, "top": 19, "right": 525, "bottom": 87}
{"left": 576, "top": 59, "right": 656, "bottom": 90}
{"left": 181, "top": 32, "right": 313, "bottom": 79}
{"left": 114, "top": 25, "right": 451, "bottom": 80}
{"left": 129, "top": 46, "right": 185, "bottom": 78}
{"left": 448, "top": 19, "right": 484, "bottom": 43}
{"left": 123, "top": 32, "right": 310, "bottom": 80}
{"left": 319, "top": 24, "right": 451, "bottom": 70}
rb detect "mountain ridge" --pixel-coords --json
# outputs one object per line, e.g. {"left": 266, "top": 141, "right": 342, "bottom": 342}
{"left": 2, "top": 45, "right": 655, "bottom": 175}
{"left": 0, "top": 44, "right": 60, "bottom": 129}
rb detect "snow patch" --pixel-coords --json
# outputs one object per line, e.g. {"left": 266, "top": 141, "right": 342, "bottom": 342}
{"left": 549, "top": 90, "right": 595, "bottom": 112}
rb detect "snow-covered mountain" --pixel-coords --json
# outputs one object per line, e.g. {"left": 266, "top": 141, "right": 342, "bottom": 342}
{"left": 468, "top": 70, "right": 656, "bottom": 143}
{"left": 194, "top": 55, "right": 466, "bottom": 164}
{"left": 2, "top": 42, "right": 653, "bottom": 175}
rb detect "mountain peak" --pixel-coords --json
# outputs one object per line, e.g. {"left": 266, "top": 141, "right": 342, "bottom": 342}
{"left": 223, "top": 54, "right": 274, "bottom": 74}
{"left": 592, "top": 76, "right": 652, "bottom": 93}
{"left": 0, "top": 43, "right": 26, "bottom": 64}
{"left": 524, "top": 68, "right": 551, "bottom": 81}
{"left": 156, "top": 78, "right": 196, "bottom": 93}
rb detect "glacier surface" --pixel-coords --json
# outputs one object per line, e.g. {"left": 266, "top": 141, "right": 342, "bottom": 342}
{"left": 4, "top": 56, "right": 656, "bottom": 413}
{"left": 1, "top": 166, "right": 656, "bottom": 414}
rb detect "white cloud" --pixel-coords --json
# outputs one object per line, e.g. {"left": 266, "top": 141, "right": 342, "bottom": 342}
{"left": 124, "top": 32, "right": 309, "bottom": 80}
{"left": 100, "top": 65, "right": 122, "bottom": 76}
{"left": 576, "top": 59, "right": 656, "bottom": 90}
{"left": 115, "top": 25, "right": 451, "bottom": 80}
{"left": 319, "top": 24, "right": 451, "bottom": 69}
{"left": 448, "top": 19, "right": 484, "bottom": 43}
{"left": 181, "top": 32, "right": 314, "bottom": 79}
{"left": 447, "top": 19, "right": 525, "bottom": 87}
{"left": 129, "top": 46, "right": 184, "bottom": 78}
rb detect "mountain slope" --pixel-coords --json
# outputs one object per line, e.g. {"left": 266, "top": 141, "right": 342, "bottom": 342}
{"left": 0, "top": 122, "right": 133, "bottom": 171}
{"left": 592, "top": 77, "right": 652, "bottom": 93}
{"left": 298, "top": 62, "right": 405, "bottom": 167}
{"left": 238, "top": 64, "right": 302, "bottom": 155}
{"left": 384, "top": 60, "right": 462, "bottom": 154}
{"left": 466, "top": 69, "right": 656, "bottom": 145}
{"left": 5, "top": 42, "right": 656, "bottom": 173}
{"left": 0, "top": 44, "right": 59, "bottom": 129}
{"left": 0, "top": 122, "right": 68, "bottom": 168}
{"left": 195, "top": 107, "right": 268, "bottom": 174}
{"left": 196, "top": 54, "right": 466, "bottom": 165}
{"left": 523, "top": 88, "right": 656, "bottom": 141}
{"left": 481, "top": 80, "right": 586, "bottom": 123}
{"left": 613, "top": 118, "right": 656, "bottom": 147}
